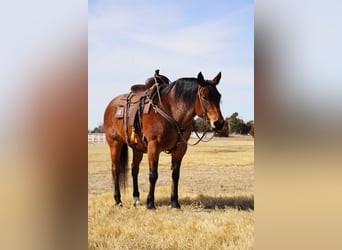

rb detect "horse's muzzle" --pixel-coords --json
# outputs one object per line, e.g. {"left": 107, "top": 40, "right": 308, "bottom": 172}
{"left": 213, "top": 120, "right": 224, "bottom": 131}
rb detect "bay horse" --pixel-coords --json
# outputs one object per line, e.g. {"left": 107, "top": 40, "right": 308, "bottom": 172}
{"left": 104, "top": 72, "right": 224, "bottom": 209}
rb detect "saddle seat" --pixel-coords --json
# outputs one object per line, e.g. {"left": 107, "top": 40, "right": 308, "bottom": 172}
{"left": 130, "top": 71, "right": 170, "bottom": 93}
{"left": 130, "top": 84, "right": 147, "bottom": 93}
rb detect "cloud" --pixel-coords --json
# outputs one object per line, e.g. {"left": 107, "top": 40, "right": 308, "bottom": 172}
{"left": 129, "top": 19, "right": 235, "bottom": 56}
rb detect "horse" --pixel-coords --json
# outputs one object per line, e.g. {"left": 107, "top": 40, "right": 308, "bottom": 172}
{"left": 104, "top": 72, "right": 224, "bottom": 209}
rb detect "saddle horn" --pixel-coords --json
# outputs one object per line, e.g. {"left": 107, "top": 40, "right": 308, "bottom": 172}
{"left": 145, "top": 69, "right": 170, "bottom": 88}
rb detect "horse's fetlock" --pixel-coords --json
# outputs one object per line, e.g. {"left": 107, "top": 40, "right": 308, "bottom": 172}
{"left": 149, "top": 171, "right": 158, "bottom": 183}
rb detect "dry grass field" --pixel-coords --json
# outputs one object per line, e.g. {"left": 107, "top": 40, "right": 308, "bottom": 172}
{"left": 88, "top": 135, "right": 254, "bottom": 249}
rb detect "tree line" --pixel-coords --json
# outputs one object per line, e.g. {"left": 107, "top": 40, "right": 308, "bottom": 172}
{"left": 193, "top": 112, "right": 253, "bottom": 137}
{"left": 89, "top": 112, "right": 254, "bottom": 137}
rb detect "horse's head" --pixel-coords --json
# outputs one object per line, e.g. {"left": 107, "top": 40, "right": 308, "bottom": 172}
{"left": 196, "top": 72, "right": 224, "bottom": 131}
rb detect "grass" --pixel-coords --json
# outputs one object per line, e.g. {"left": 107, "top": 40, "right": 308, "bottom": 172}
{"left": 88, "top": 135, "right": 254, "bottom": 249}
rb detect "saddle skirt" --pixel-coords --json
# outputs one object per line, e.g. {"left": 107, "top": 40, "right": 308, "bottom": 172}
{"left": 114, "top": 86, "right": 154, "bottom": 149}
{"left": 113, "top": 70, "right": 170, "bottom": 149}
{"left": 114, "top": 90, "right": 151, "bottom": 125}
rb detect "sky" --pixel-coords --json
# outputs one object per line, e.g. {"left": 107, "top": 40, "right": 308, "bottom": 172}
{"left": 88, "top": 0, "right": 254, "bottom": 130}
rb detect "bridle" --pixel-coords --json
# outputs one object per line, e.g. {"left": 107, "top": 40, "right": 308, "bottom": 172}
{"left": 194, "top": 85, "right": 215, "bottom": 142}
{"left": 197, "top": 85, "right": 209, "bottom": 123}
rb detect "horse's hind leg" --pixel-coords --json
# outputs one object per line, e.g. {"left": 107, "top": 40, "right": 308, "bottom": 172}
{"left": 109, "top": 140, "right": 125, "bottom": 206}
{"left": 131, "top": 149, "right": 143, "bottom": 206}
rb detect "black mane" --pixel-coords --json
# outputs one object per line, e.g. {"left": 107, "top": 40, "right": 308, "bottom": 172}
{"left": 161, "top": 77, "right": 198, "bottom": 105}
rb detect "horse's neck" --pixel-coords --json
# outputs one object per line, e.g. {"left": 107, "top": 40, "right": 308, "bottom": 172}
{"left": 161, "top": 95, "right": 196, "bottom": 129}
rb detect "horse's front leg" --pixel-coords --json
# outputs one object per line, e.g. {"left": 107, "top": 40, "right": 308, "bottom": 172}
{"left": 171, "top": 144, "right": 187, "bottom": 209}
{"left": 146, "top": 141, "right": 160, "bottom": 209}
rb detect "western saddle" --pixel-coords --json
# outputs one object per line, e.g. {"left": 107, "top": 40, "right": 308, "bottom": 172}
{"left": 114, "top": 70, "right": 171, "bottom": 150}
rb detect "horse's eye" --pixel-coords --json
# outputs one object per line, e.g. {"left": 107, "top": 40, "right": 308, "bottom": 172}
{"left": 202, "top": 95, "right": 208, "bottom": 101}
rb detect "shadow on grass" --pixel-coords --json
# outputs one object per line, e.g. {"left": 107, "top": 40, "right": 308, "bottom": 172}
{"left": 155, "top": 194, "right": 254, "bottom": 211}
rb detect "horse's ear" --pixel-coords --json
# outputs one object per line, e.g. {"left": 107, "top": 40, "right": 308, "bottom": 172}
{"left": 212, "top": 72, "right": 221, "bottom": 85}
{"left": 197, "top": 72, "right": 206, "bottom": 86}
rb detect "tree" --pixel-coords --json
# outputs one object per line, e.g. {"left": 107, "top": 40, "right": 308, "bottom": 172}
{"left": 228, "top": 112, "right": 240, "bottom": 134}
{"left": 227, "top": 112, "right": 253, "bottom": 135}
{"left": 91, "top": 124, "right": 104, "bottom": 133}
{"left": 192, "top": 117, "right": 207, "bottom": 132}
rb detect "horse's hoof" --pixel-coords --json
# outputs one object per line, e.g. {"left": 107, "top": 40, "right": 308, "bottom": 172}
{"left": 171, "top": 201, "right": 181, "bottom": 209}
{"left": 133, "top": 197, "right": 140, "bottom": 207}
{"left": 115, "top": 202, "right": 123, "bottom": 207}
{"left": 146, "top": 203, "right": 156, "bottom": 210}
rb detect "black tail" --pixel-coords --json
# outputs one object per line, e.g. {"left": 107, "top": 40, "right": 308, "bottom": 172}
{"left": 119, "top": 143, "right": 128, "bottom": 189}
